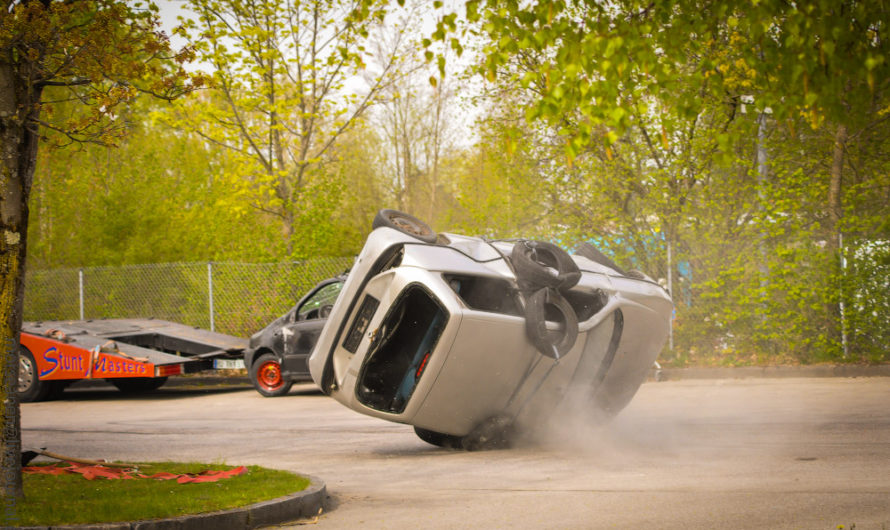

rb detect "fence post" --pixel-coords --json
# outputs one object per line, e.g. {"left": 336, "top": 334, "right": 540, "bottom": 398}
{"left": 667, "top": 239, "right": 673, "bottom": 352}
{"left": 757, "top": 111, "right": 770, "bottom": 305}
{"left": 839, "top": 232, "right": 848, "bottom": 358}
{"left": 78, "top": 268, "right": 84, "bottom": 320}
{"left": 208, "top": 262, "right": 215, "bottom": 332}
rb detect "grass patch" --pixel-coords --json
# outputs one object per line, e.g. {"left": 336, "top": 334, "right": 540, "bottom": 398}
{"left": 15, "top": 462, "right": 309, "bottom": 526}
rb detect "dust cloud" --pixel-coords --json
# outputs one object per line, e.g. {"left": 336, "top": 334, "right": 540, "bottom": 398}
{"left": 515, "top": 378, "right": 831, "bottom": 465}
{"left": 516, "top": 386, "right": 683, "bottom": 462}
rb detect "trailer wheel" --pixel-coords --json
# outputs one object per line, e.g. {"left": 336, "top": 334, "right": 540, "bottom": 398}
{"left": 18, "top": 346, "right": 52, "bottom": 402}
{"left": 109, "top": 377, "right": 168, "bottom": 393}
{"left": 251, "top": 353, "right": 294, "bottom": 397}
{"left": 372, "top": 209, "right": 438, "bottom": 244}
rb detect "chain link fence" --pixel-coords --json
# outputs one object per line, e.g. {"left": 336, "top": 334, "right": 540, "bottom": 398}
{"left": 23, "top": 258, "right": 354, "bottom": 337}
{"left": 22, "top": 243, "right": 889, "bottom": 365}
{"left": 574, "top": 231, "right": 889, "bottom": 365}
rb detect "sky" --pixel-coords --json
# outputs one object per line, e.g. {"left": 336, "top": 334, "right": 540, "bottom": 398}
{"left": 156, "top": 0, "right": 192, "bottom": 52}
{"left": 149, "top": 0, "right": 481, "bottom": 146}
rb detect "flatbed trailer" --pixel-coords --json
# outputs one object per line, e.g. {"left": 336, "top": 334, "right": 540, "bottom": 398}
{"left": 18, "top": 319, "right": 247, "bottom": 402}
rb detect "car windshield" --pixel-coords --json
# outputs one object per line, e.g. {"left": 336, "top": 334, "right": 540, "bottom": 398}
{"left": 297, "top": 281, "right": 343, "bottom": 319}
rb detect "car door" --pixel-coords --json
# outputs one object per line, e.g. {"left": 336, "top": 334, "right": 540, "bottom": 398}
{"left": 279, "top": 280, "right": 343, "bottom": 378}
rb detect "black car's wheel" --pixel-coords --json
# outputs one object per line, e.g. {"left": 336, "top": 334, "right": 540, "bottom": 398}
{"left": 108, "top": 377, "right": 168, "bottom": 393}
{"left": 511, "top": 240, "right": 581, "bottom": 291}
{"left": 414, "top": 426, "right": 463, "bottom": 449}
{"left": 250, "top": 353, "right": 294, "bottom": 397}
{"left": 372, "top": 209, "right": 438, "bottom": 244}
{"left": 18, "top": 346, "right": 52, "bottom": 402}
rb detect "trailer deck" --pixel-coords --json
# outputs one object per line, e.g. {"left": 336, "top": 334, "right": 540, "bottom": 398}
{"left": 18, "top": 319, "right": 247, "bottom": 401}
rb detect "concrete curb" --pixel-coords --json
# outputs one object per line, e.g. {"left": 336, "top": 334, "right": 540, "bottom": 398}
{"left": 654, "top": 364, "right": 890, "bottom": 381}
{"left": 17, "top": 475, "right": 326, "bottom": 530}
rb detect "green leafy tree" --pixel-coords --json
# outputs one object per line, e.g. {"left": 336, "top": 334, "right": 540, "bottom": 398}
{"left": 316, "top": 123, "right": 393, "bottom": 255}
{"left": 370, "top": 3, "right": 465, "bottom": 225}
{"left": 439, "top": 0, "right": 890, "bottom": 362}
{"left": 0, "top": 0, "right": 193, "bottom": 506}
{"left": 27, "top": 96, "right": 285, "bottom": 268}
{"left": 166, "top": 0, "right": 406, "bottom": 258}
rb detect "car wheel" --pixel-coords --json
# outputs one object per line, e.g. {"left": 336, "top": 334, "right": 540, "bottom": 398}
{"left": 461, "top": 415, "right": 516, "bottom": 451}
{"left": 250, "top": 353, "right": 294, "bottom": 397}
{"left": 18, "top": 346, "right": 51, "bottom": 402}
{"left": 108, "top": 377, "right": 168, "bottom": 393}
{"left": 372, "top": 209, "right": 438, "bottom": 244}
{"left": 414, "top": 426, "right": 463, "bottom": 449}
{"left": 511, "top": 240, "right": 581, "bottom": 291}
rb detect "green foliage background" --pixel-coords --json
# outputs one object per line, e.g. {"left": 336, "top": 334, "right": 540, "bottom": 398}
{"left": 24, "top": 0, "right": 890, "bottom": 366}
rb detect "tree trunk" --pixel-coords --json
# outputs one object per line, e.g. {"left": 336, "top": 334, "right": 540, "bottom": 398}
{"left": 1, "top": 60, "right": 40, "bottom": 512}
{"left": 827, "top": 124, "right": 846, "bottom": 250}
{"left": 825, "top": 123, "right": 847, "bottom": 351}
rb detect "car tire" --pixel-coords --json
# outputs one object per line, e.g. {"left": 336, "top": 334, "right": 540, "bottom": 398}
{"left": 18, "top": 346, "right": 52, "bottom": 403}
{"left": 460, "top": 415, "right": 515, "bottom": 451}
{"left": 524, "top": 287, "right": 579, "bottom": 359}
{"left": 250, "top": 353, "right": 294, "bottom": 397}
{"left": 372, "top": 209, "right": 438, "bottom": 244}
{"left": 511, "top": 240, "right": 581, "bottom": 291}
{"left": 108, "top": 377, "right": 168, "bottom": 393}
{"left": 414, "top": 426, "right": 463, "bottom": 449}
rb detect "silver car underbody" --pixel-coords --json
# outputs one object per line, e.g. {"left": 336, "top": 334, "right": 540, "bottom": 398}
{"left": 309, "top": 225, "right": 672, "bottom": 447}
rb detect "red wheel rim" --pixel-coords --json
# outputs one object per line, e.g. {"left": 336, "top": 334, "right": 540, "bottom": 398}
{"left": 257, "top": 360, "right": 283, "bottom": 391}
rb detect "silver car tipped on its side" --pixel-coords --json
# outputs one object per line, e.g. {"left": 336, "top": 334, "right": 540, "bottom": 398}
{"left": 308, "top": 209, "right": 672, "bottom": 450}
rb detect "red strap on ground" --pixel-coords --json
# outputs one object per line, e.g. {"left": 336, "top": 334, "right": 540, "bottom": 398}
{"left": 22, "top": 465, "right": 69, "bottom": 476}
{"left": 175, "top": 467, "right": 247, "bottom": 484}
{"left": 69, "top": 464, "right": 135, "bottom": 480}
{"left": 142, "top": 472, "right": 181, "bottom": 480}
{"left": 23, "top": 463, "right": 247, "bottom": 483}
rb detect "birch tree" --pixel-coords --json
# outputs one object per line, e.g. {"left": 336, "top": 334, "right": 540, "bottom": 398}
{"left": 169, "top": 0, "right": 406, "bottom": 257}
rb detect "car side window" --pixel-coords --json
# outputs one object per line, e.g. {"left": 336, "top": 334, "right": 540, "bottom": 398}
{"left": 296, "top": 281, "right": 343, "bottom": 320}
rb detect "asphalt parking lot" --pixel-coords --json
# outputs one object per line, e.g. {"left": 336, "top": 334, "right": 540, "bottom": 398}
{"left": 21, "top": 376, "right": 890, "bottom": 529}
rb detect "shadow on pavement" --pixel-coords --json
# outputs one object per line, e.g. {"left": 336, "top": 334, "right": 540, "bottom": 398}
{"left": 30, "top": 379, "right": 325, "bottom": 403}
{"left": 55, "top": 385, "right": 254, "bottom": 402}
